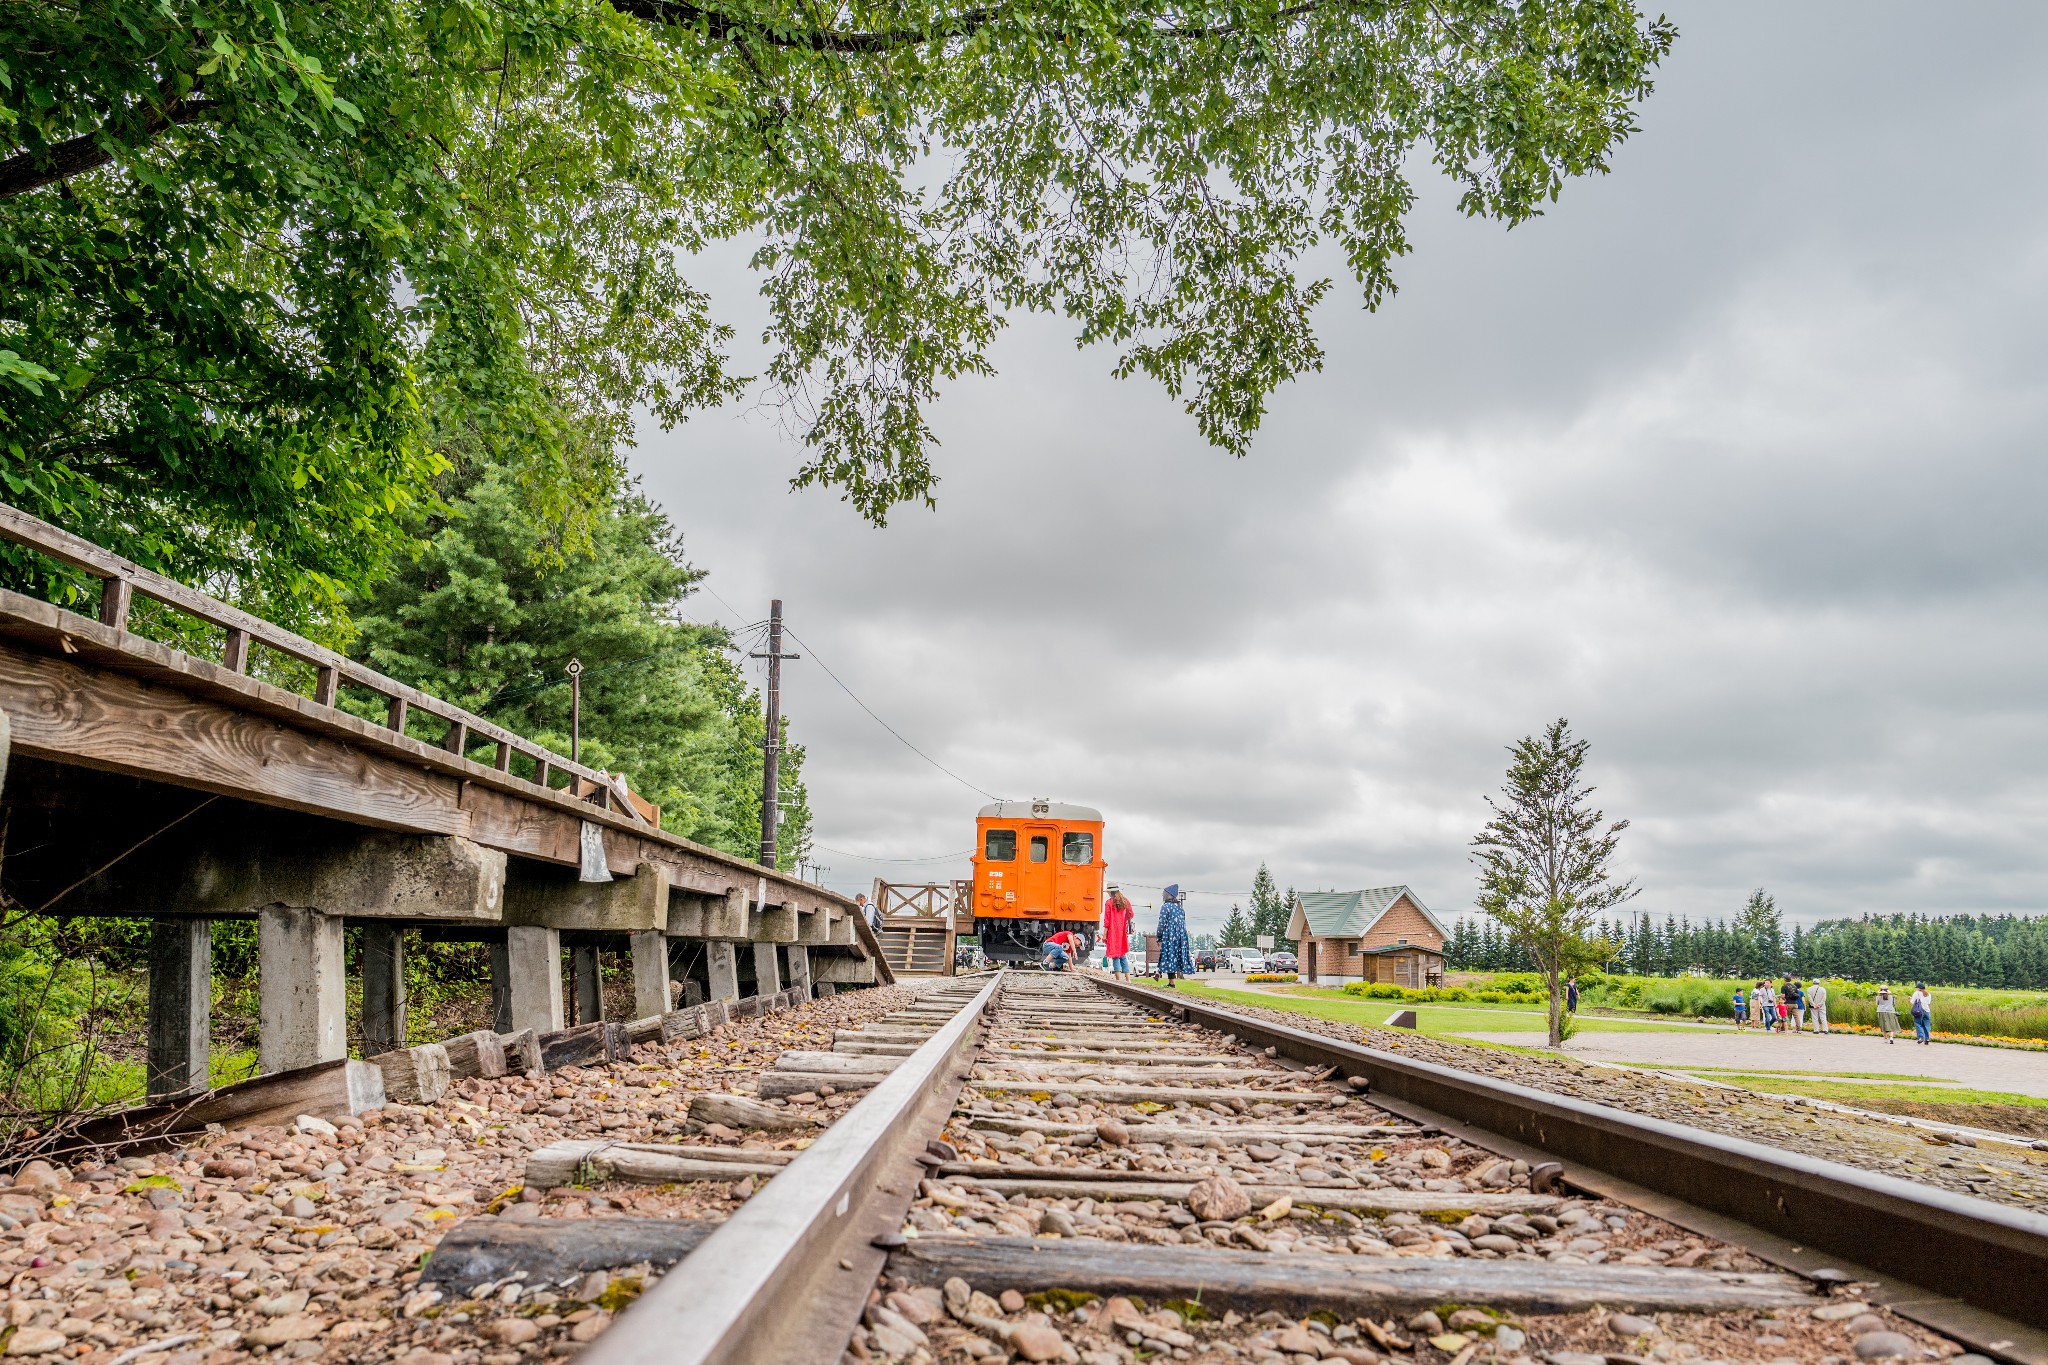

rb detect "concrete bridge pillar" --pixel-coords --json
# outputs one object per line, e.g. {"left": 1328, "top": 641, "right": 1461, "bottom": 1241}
{"left": 786, "top": 946, "right": 812, "bottom": 1000}
{"left": 505, "top": 925, "right": 565, "bottom": 1034}
{"left": 361, "top": 923, "right": 408, "bottom": 1055}
{"left": 630, "top": 931, "right": 670, "bottom": 1019}
{"left": 258, "top": 906, "right": 346, "bottom": 1072}
{"left": 705, "top": 941, "right": 740, "bottom": 1003}
{"left": 147, "top": 918, "right": 210, "bottom": 1097}
{"left": 752, "top": 940, "right": 783, "bottom": 996}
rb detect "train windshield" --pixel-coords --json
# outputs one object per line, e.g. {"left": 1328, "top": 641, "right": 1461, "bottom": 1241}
{"left": 985, "top": 828, "right": 1017, "bottom": 860}
{"left": 1062, "top": 832, "right": 1094, "bottom": 864}
{"left": 1029, "top": 835, "right": 1049, "bottom": 862}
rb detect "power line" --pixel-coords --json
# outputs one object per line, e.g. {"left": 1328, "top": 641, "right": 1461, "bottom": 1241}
{"left": 779, "top": 623, "right": 1003, "bottom": 802}
{"left": 812, "top": 843, "right": 974, "bottom": 864}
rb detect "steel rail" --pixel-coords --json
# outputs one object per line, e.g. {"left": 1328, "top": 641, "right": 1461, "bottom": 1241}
{"left": 1095, "top": 979, "right": 2048, "bottom": 1364}
{"left": 576, "top": 972, "right": 1004, "bottom": 1365}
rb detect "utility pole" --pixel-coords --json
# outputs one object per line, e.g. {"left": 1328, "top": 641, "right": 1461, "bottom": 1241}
{"left": 567, "top": 658, "right": 583, "bottom": 763}
{"left": 749, "top": 600, "right": 799, "bottom": 868}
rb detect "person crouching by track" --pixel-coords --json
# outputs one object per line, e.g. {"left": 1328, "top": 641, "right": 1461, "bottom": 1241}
{"left": 1041, "top": 929, "right": 1083, "bottom": 971}
{"left": 1154, "top": 884, "right": 1195, "bottom": 986}
{"left": 1101, "top": 884, "right": 1135, "bottom": 980}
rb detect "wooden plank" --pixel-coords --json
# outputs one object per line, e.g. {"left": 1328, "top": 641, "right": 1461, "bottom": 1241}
{"left": 759, "top": 1072, "right": 882, "bottom": 1098}
{"left": 62, "top": 1058, "right": 384, "bottom": 1156}
{"left": 539, "top": 1020, "right": 629, "bottom": 1071}
{"left": 970, "top": 1080, "right": 1341, "bottom": 1106}
{"left": 424, "top": 1217, "right": 716, "bottom": 1291}
{"left": 887, "top": 1235, "right": 1815, "bottom": 1316}
{"left": 368, "top": 1043, "right": 452, "bottom": 1105}
{"left": 525, "top": 1140, "right": 784, "bottom": 1187}
{"left": 942, "top": 1175, "right": 1557, "bottom": 1216}
{"left": 443, "top": 1030, "right": 508, "bottom": 1080}
{"left": 688, "top": 1093, "right": 817, "bottom": 1131}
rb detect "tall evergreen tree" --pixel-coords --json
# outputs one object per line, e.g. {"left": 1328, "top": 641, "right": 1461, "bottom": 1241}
{"left": 1219, "top": 905, "right": 1255, "bottom": 948}
{"left": 1735, "top": 889, "right": 1783, "bottom": 975}
{"left": 346, "top": 463, "right": 810, "bottom": 865}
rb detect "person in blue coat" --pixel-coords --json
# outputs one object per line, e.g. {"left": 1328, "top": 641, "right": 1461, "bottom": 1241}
{"left": 1155, "top": 885, "right": 1195, "bottom": 985}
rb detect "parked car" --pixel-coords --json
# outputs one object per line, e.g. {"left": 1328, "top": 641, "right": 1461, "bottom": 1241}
{"left": 1194, "top": 949, "right": 1218, "bottom": 971}
{"left": 1266, "top": 951, "right": 1298, "bottom": 972}
{"left": 1223, "top": 951, "right": 1267, "bottom": 974}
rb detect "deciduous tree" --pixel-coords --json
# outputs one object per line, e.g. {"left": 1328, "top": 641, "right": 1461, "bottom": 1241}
{"left": 3, "top": 0, "right": 1676, "bottom": 623}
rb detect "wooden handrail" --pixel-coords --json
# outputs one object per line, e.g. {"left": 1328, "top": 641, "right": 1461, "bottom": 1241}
{"left": 0, "top": 501, "right": 621, "bottom": 811}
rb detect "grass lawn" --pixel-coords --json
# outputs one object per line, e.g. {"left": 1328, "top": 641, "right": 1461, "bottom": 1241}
{"left": 1666, "top": 1065, "right": 1952, "bottom": 1083}
{"left": 1172, "top": 983, "right": 1703, "bottom": 1038}
{"left": 1692, "top": 1073, "right": 2048, "bottom": 1110}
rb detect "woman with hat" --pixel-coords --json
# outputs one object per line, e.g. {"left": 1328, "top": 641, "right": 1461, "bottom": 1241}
{"left": 1155, "top": 884, "right": 1195, "bottom": 985}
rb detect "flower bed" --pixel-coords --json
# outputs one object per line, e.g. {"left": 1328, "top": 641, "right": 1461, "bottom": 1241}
{"left": 1243, "top": 972, "right": 1298, "bottom": 983}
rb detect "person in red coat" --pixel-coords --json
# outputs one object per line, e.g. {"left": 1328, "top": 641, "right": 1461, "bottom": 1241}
{"left": 1101, "top": 884, "right": 1134, "bottom": 980}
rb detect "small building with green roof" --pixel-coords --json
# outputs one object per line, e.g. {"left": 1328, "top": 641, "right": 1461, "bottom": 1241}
{"left": 1285, "top": 887, "right": 1447, "bottom": 988}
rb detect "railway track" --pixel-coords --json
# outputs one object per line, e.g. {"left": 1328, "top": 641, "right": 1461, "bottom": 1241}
{"left": 432, "top": 973, "right": 2047, "bottom": 1365}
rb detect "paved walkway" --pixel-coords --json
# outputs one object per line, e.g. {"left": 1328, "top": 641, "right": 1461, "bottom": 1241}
{"left": 1453, "top": 1028, "right": 2048, "bottom": 1097}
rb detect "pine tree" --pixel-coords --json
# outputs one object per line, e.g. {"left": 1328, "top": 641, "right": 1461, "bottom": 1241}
{"left": 1219, "top": 905, "right": 1254, "bottom": 948}
{"left": 1735, "top": 889, "right": 1782, "bottom": 976}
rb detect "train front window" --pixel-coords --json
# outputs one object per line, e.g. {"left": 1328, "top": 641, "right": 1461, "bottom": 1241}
{"left": 1062, "top": 832, "right": 1094, "bottom": 864}
{"left": 1029, "top": 835, "right": 1049, "bottom": 863}
{"left": 985, "top": 829, "right": 1017, "bottom": 861}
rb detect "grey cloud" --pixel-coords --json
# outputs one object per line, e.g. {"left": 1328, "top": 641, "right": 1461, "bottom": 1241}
{"left": 635, "top": 1, "right": 2048, "bottom": 937}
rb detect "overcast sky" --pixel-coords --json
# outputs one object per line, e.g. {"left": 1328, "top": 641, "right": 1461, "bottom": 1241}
{"left": 633, "top": 2, "right": 2048, "bottom": 937}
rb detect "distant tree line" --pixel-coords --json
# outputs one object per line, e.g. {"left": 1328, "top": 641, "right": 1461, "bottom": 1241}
{"left": 1219, "top": 865, "right": 1297, "bottom": 953}
{"left": 1448, "top": 898, "right": 2048, "bottom": 990}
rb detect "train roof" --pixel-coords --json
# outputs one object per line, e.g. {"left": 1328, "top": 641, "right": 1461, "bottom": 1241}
{"left": 977, "top": 800, "right": 1103, "bottom": 822}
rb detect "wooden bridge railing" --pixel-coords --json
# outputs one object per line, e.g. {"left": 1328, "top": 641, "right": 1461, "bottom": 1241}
{"left": 0, "top": 502, "right": 643, "bottom": 820}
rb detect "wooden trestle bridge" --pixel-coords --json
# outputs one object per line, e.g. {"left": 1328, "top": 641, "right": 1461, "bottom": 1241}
{"left": 0, "top": 501, "right": 887, "bottom": 1109}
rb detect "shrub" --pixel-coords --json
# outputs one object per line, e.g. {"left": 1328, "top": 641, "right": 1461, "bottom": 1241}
{"left": 1245, "top": 973, "right": 1298, "bottom": 983}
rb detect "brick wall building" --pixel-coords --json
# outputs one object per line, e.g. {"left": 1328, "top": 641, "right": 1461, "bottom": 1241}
{"left": 1286, "top": 887, "right": 1447, "bottom": 988}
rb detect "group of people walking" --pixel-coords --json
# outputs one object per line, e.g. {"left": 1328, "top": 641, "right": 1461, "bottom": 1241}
{"left": 1733, "top": 977, "right": 1831, "bottom": 1033}
{"left": 1731, "top": 979, "right": 1935, "bottom": 1044}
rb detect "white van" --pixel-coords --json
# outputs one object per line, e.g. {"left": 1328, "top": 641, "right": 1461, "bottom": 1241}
{"left": 1221, "top": 950, "right": 1267, "bottom": 974}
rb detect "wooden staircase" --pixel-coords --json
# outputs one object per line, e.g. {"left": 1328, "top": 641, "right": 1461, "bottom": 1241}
{"left": 877, "top": 919, "right": 953, "bottom": 976}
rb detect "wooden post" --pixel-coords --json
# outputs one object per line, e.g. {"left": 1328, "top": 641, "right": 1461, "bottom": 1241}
{"left": 489, "top": 939, "right": 514, "bottom": 1034}
{"left": 147, "top": 919, "right": 210, "bottom": 1098}
{"left": 362, "top": 923, "right": 408, "bottom": 1055}
{"left": 573, "top": 944, "right": 602, "bottom": 1024}
{"left": 98, "top": 576, "right": 132, "bottom": 630}
{"left": 221, "top": 627, "right": 250, "bottom": 674}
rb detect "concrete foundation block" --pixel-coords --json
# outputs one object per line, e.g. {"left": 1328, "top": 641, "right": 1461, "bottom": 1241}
{"left": 786, "top": 946, "right": 812, "bottom": 999}
{"left": 258, "top": 906, "right": 346, "bottom": 1073}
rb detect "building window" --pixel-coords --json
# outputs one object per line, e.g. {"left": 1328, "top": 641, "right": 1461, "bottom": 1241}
{"left": 985, "top": 829, "right": 1016, "bottom": 861}
{"left": 1062, "top": 832, "right": 1094, "bottom": 864}
{"left": 1396, "top": 937, "right": 1408, "bottom": 945}
{"left": 1029, "top": 835, "right": 1049, "bottom": 863}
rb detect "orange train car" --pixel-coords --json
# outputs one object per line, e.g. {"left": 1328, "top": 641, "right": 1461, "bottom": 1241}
{"left": 968, "top": 799, "right": 1106, "bottom": 964}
